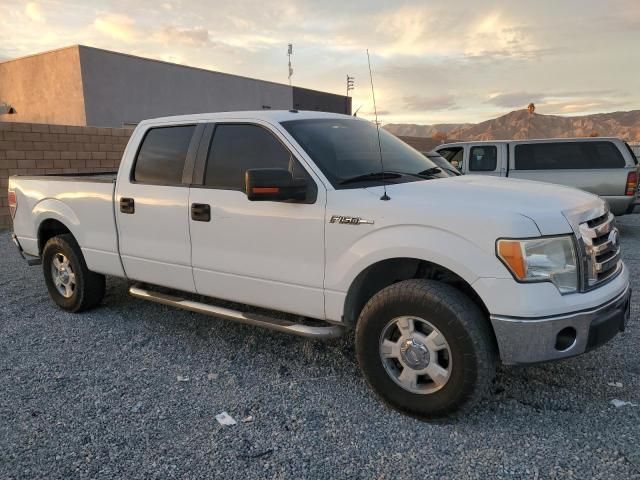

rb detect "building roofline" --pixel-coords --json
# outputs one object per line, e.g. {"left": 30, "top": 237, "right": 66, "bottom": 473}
{"left": 1, "top": 44, "right": 346, "bottom": 98}
{"left": 0, "top": 45, "right": 80, "bottom": 65}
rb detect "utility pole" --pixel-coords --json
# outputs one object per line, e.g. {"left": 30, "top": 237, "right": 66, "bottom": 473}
{"left": 287, "top": 44, "right": 293, "bottom": 86}
{"left": 346, "top": 75, "right": 355, "bottom": 97}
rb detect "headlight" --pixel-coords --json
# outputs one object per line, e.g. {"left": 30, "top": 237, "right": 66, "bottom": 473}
{"left": 496, "top": 236, "right": 578, "bottom": 294}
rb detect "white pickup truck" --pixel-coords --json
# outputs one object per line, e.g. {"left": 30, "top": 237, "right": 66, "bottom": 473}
{"left": 9, "top": 111, "right": 631, "bottom": 418}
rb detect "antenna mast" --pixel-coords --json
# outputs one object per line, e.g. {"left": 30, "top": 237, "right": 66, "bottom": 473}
{"left": 287, "top": 43, "right": 293, "bottom": 86}
{"left": 367, "top": 49, "right": 389, "bottom": 201}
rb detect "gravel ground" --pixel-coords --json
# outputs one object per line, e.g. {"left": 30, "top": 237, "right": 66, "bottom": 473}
{"left": 1, "top": 216, "right": 639, "bottom": 480}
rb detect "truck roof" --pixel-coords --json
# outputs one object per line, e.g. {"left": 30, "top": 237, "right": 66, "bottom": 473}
{"left": 137, "top": 110, "right": 357, "bottom": 126}
{"left": 439, "top": 137, "right": 622, "bottom": 147}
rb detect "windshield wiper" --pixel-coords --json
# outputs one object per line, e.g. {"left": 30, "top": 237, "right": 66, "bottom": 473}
{"left": 339, "top": 171, "right": 403, "bottom": 185}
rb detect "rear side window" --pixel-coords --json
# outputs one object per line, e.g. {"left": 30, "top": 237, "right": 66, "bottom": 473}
{"left": 205, "top": 124, "right": 307, "bottom": 190}
{"left": 133, "top": 125, "right": 195, "bottom": 184}
{"left": 469, "top": 145, "right": 497, "bottom": 171}
{"left": 514, "top": 141, "right": 626, "bottom": 170}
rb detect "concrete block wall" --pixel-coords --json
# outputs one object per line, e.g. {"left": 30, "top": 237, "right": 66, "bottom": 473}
{"left": 0, "top": 122, "right": 133, "bottom": 227}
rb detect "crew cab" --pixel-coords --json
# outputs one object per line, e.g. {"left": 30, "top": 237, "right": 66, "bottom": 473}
{"left": 436, "top": 138, "right": 639, "bottom": 215}
{"left": 9, "top": 111, "right": 631, "bottom": 418}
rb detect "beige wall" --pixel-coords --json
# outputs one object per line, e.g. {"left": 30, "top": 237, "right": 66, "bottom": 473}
{"left": 0, "top": 121, "right": 132, "bottom": 227}
{"left": 0, "top": 46, "right": 86, "bottom": 126}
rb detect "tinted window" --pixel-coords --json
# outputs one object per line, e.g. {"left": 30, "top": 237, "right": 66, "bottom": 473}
{"left": 205, "top": 124, "right": 307, "bottom": 190}
{"left": 469, "top": 145, "right": 497, "bottom": 171}
{"left": 514, "top": 141, "right": 626, "bottom": 170}
{"left": 281, "top": 118, "right": 447, "bottom": 189}
{"left": 133, "top": 125, "right": 195, "bottom": 184}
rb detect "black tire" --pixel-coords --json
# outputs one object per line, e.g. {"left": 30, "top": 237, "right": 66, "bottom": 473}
{"left": 355, "top": 279, "right": 496, "bottom": 419}
{"left": 42, "top": 233, "right": 105, "bottom": 312}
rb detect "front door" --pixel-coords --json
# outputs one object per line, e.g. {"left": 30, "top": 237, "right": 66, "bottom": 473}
{"left": 188, "top": 121, "right": 327, "bottom": 319}
{"left": 467, "top": 144, "right": 502, "bottom": 176}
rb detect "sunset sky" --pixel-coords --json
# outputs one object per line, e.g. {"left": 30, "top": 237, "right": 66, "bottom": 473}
{"left": 1, "top": 0, "right": 639, "bottom": 125}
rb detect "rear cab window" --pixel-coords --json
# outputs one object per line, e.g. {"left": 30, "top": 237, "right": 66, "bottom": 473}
{"left": 133, "top": 125, "right": 196, "bottom": 184}
{"left": 514, "top": 141, "right": 626, "bottom": 170}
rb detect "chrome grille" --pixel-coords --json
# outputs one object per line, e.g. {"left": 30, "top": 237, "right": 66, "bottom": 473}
{"left": 578, "top": 212, "right": 621, "bottom": 288}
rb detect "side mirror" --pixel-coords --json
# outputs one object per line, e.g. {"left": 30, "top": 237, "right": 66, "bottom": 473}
{"left": 245, "top": 168, "right": 307, "bottom": 201}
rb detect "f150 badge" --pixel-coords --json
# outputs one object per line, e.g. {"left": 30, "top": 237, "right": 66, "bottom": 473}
{"left": 329, "top": 215, "right": 374, "bottom": 225}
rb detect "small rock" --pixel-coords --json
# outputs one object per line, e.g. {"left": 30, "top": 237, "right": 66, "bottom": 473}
{"left": 241, "top": 415, "right": 254, "bottom": 423}
{"left": 207, "top": 373, "right": 218, "bottom": 380}
{"left": 610, "top": 399, "right": 636, "bottom": 408}
{"left": 176, "top": 375, "right": 190, "bottom": 382}
{"left": 607, "top": 382, "right": 623, "bottom": 388}
{"left": 215, "top": 412, "right": 237, "bottom": 426}
{"left": 131, "top": 402, "right": 143, "bottom": 413}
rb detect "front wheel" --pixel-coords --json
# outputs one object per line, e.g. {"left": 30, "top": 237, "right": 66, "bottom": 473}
{"left": 42, "top": 234, "right": 105, "bottom": 312}
{"left": 355, "top": 279, "right": 496, "bottom": 419}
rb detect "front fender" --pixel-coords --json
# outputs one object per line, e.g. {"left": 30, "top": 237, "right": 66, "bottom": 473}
{"left": 326, "top": 224, "right": 511, "bottom": 293}
{"left": 323, "top": 224, "right": 515, "bottom": 322}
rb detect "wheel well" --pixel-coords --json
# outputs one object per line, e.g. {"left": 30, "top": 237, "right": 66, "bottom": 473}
{"left": 38, "top": 219, "right": 71, "bottom": 255}
{"left": 343, "top": 258, "right": 490, "bottom": 327}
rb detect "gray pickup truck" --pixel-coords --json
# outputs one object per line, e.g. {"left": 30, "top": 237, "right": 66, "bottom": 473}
{"left": 436, "top": 138, "right": 639, "bottom": 215}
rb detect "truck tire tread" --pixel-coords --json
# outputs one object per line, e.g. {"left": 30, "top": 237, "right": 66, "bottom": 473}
{"left": 355, "top": 279, "right": 496, "bottom": 419}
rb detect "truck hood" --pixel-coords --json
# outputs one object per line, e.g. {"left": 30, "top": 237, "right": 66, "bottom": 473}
{"left": 368, "top": 175, "right": 604, "bottom": 235}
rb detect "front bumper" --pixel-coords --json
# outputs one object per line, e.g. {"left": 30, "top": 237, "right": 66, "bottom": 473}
{"left": 490, "top": 285, "right": 631, "bottom": 364}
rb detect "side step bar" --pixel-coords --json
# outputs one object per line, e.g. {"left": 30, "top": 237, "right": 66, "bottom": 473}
{"left": 129, "top": 285, "right": 344, "bottom": 339}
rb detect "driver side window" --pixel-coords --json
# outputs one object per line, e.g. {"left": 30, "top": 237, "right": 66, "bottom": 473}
{"left": 204, "top": 123, "right": 309, "bottom": 190}
{"left": 437, "top": 147, "right": 463, "bottom": 169}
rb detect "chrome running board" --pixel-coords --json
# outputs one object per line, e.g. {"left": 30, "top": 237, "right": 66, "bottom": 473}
{"left": 129, "top": 285, "right": 344, "bottom": 339}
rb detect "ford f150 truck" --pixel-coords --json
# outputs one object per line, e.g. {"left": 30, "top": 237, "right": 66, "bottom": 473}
{"left": 9, "top": 111, "right": 631, "bottom": 418}
{"left": 435, "top": 138, "right": 639, "bottom": 216}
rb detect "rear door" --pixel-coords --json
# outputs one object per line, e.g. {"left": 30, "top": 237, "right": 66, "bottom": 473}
{"left": 116, "top": 123, "right": 203, "bottom": 292}
{"left": 188, "top": 121, "right": 327, "bottom": 319}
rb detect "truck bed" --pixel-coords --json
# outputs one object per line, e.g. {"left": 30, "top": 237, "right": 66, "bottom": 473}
{"left": 9, "top": 173, "right": 124, "bottom": 277}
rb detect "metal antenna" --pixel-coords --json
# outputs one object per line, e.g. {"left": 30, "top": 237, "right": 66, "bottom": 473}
{"left": 367, "top": 49, "right": 389, "bottom": 201}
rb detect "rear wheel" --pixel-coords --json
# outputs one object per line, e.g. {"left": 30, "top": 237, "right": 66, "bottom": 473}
{"left": 42, "top": 234, "right": 105, "bottom": 312}
{"left": 355, "top": 279, "right": 496, "bottom": 419}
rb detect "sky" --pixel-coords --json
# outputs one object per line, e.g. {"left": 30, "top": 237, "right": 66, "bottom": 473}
{"left": 1, "top": 0, "right": 639, "bottom": 125}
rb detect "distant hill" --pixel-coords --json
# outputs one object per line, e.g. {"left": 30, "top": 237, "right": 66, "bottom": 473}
{"left": 385, "top": 109, "right": 640, "bottom": 142}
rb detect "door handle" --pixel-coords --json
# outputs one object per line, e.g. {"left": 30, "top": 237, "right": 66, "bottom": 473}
{"left": 120, "top": 197, "right": 135, "bottom": 214}
{"left": 191, "top": 203, "right": 211, "bottom": 222}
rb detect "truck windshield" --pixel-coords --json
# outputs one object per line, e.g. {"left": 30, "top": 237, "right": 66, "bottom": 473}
{"left": 281, "top": 118, "right": 448, "bottom": 189}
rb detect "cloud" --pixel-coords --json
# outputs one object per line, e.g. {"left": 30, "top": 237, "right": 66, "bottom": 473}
{"left": 486, "top": 90, "right": 623, "bottom": 109}
{"left": 154, "top": 26, "right": 210, "bottom": 47}
{"left": 25, "top": 2, "right": 45, "bottom": 23}
{"left": 94, "top": 13, "right": 137, "bottom": 43}
{"left": 403, "top": 94, "right": 457, "bottom": 111}
{"left": 540, "top": 100, "right": 627, "bottom": 115}
{"left": 486, "top": 92, "right": 546, "bottom": 108}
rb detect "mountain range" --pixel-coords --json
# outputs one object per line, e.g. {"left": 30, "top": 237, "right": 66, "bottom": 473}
{"left": 385, "top": 109, "right": 640, "bottom": 142}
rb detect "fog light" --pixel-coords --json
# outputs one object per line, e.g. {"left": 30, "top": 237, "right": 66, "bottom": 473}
{"left": 555, "top": 327, "right": 577, "bottom": 351}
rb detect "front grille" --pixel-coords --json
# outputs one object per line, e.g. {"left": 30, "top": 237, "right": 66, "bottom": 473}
{"left": 578, "top": 212, "right": 621, "bottom": 289}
